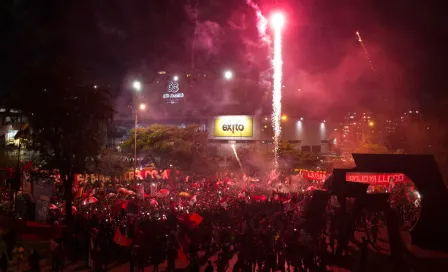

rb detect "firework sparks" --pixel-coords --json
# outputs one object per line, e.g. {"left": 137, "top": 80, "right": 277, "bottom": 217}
{"left": 271, "top": 13, "right": 285, "bottom": 168}
{"left": 231, "top": 144, "right": 244, "bottom": 174}
{"left": 246, "top": 0, "right": 269, "bottom": 44}
{"left": 356, "top": 31, "right": 377, "bottom": 75}
{"left": 191, "top": 0, "right": 200, "bottom": 69}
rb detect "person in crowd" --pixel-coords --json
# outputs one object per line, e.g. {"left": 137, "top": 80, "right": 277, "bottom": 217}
{"left": 328, "top": 235, "right": 335, "bottom": 256}
{"left": 371, "top": 223, "right": 379, "bottom": 245}
{"left": 28, "top": 248, "right": 41, "bottom": 272}
{"left": 166, "top": 242, "right": 178, "bottom": 272}
{"left": 189, "top": 257, "right": 200, "bottom": 272}
{"left": 205, "top": 260, "right": 214, "bottom": 272}
{"left": 93, "top": 248, "right": 103, "bottom": 272}
{"left": 129, "top": 244, "right": 138, "bottom": 272}
{"left": 50, "top": 238, "right": 63, "bottom": 272}
{"left": 360, "top": 236, "right": 369, "bottom": 270}
{"left": 0, "top": 247, "right": 8, "bottom": 272}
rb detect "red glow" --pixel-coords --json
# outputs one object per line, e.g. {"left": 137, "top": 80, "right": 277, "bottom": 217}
{"left": 270, "top": 12, "right": 285, "bottom": 29}
{"left": 346, "top": 173, "right": 409, "bottom": 185}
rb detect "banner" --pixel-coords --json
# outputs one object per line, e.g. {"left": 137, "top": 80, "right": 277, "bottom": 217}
{"left": 346, "top": 173, "right": 408, "bottom": 185}
{"left": 298, "top": 169, "right": 328, "bottom": 180}
{"left": 32, "top": 178, "right": 54, "bottom": 222}
{"left": 295, "top": 169, "right": 411, "bottom": 185}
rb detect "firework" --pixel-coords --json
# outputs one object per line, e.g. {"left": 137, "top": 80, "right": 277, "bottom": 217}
{"left": 231, "top": 144, "right": 244, "bottom": 174}
{"left": 246, "top": 0, "right": 269, "bottom": 44}
{"left": 356, "top": 31, "right": 377, "bottom": 75}
{"left": 191, "top": 0, "right": 200, "bottom": 69}
{"left": 271, "top": 13, "right": 285, "bottom": 168}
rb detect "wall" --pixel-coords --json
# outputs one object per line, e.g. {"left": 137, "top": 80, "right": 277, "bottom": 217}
{"left": 207, "top": 115, "right": 335, "bottom": 154}
{"left": 109, "top": 115, "right": 336, "bottom": 154}
{"left": 283, "top": 119, "right": 334, "bottom": 153}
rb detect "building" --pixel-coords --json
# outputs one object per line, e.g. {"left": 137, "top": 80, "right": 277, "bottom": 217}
{"left": 109, "top": 114, "right": 337, "bottom": 156}
{"left": 0, "top": 109, "right": 33, "bottom": 164}
{"left": 337, "top": 111, "right": 390, "bottom": 150}
{"left": 207, "top": 115, "right": 336, "bottom": 155}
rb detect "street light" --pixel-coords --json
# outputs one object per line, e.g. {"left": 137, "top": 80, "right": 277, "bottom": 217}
{"left": 132, "top": 80, "right": 142, "bottom": 91}
{"left": 134, "top": 103, "right": 146, "bottom": 189}
{"left": 224, "top": 70, "right": 233, "bottom": 80}
{"left": 369, "top": 121, "right": 375, "bottom": 127}
{"left": 173, "top": 75, "right": 179, "bottom": 82}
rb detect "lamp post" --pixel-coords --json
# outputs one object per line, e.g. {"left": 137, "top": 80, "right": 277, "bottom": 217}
{"left": 132, "top": 80, "right": 144, "bottom": 189}
{"left": 133, "top": 103, "right": 146, "bottom": 189}
{"left": 132, "top": 80, "right": 142, "bottom": 91}
{"left": 224, "top": 70, "right": 233, "bottom": 80}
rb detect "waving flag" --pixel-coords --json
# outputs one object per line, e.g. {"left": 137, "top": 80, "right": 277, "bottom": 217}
{"left": 219, "top": 195, "right": 228, "bottom": 208}
{"left": 113, "top": 229, "right": 133, "bottom": 247}
{"left": 189, "top": 195, "right": 197, "bottom": 206}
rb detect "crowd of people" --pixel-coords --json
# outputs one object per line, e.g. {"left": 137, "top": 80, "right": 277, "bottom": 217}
{"left": 0, "top": 169, "right": 421, "bottom": 271}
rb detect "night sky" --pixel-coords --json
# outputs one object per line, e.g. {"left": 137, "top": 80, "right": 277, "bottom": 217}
{"left": 1, "top": 0, "right": 447, "bottom": 119}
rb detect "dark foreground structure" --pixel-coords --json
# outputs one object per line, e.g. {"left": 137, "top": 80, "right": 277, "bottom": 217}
{"left": 323, "top": 154, "right": 448, "bottom": 252}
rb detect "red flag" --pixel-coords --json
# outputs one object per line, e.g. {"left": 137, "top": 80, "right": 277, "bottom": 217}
{"left": 179, "top": 233, "right": 191, "bottom": 250}
{"left": 251, "top": 195, "right": 267, "bottom": 202}
{"left": 113, "top": 229, "right": 133, "bottom": 247}
{"left": 169, "top": 200, "right": 176, "bottom": 211}
{"left": 177, "top": 213, "right": 202, "bottom": 230}
{"left": 76, "top": 188, "right": 83, "bottom": 198}
{"left": 21, "top": 161, "right": 32, "bottom": 172}
{"left": 188, "top": 213, "right": 203, "bottom": 227}
{"left": 178, "top": 248, "right": 187, "bottom": 260}
{"left": 219, "top": 195, "right": 228, "bottom": 203}
{"left": 219, "top": 196, "right": 228, "bottom": 208}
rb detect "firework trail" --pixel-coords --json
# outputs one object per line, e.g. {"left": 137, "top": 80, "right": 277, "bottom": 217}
{"left": 271, "top": 13, "right": 284, "bottom": 168}
{"left": 246, "top": 1, "right": 284, "bottom": 168}
{"left": 246, "top": 0, "right": 270, "bottom": 45}
{"left": 231, "top": 144, "right": 245, "bottom": 174}
{"left": 191, "top": 0, "right": 200, "bottom": 69}
{"left": 356, "top": 31, "right": 377, "bottom": 75}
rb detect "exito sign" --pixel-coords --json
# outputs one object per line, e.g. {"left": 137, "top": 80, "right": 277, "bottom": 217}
{"left": 214, "top": 116, "right": 253, "bottom": 137}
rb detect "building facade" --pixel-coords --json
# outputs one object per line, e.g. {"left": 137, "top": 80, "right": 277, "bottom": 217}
{"left": 109, "top": 115, "right": 337, "bottom": 156}
{"left": 207, "top": 115, "right": 336, "bottom": 156}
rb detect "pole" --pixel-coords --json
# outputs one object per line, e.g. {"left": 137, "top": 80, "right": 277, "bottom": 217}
{"left": 134, "top": 111, "right": 138, "bottom": 190}
{"left": 16, "top": 114, "right": 23, "bottom": 168}
{"left": 14, "top": 114, "right": 23, "bottom": 216}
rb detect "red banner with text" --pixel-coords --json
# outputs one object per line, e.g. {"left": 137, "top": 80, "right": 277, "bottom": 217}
{"left": 346, "top": 173, "right": 409, "bottom": 185}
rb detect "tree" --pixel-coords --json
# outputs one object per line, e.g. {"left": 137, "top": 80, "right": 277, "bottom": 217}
{"left": 278, "top": 141, "right": 301, "bottom": 168}
{"left": 278, "top": 141, "right": 322, "bottom": 170}
{"left": 1, "top": 2, "right": 116, "bottom": 223}
{"left": 24, "top": 84, "right": 113, "bottom": 222}
{"left": 356, "top": 141, "right": 389, "bottom": 154}
{"left": 0, "top": 151, "right": 14, "bottom": 169}
{"left": 231, "top": 142, "right": 322, "bottom": 173}
{"left": 87, "top": 150, "right": 127, "bottom": 180}
{"left": 121, "top": 124, "right": 211, "bottom": 172}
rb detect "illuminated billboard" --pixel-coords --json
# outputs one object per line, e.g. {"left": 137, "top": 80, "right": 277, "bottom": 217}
{"left": 162, "top": 81, "right": 184, "bottom": 104}
{"left": 346, "top": 173, "right": 408, "bottom": 185}
{"left": 214, "top": 116, "right": 253, "bottom": 137}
